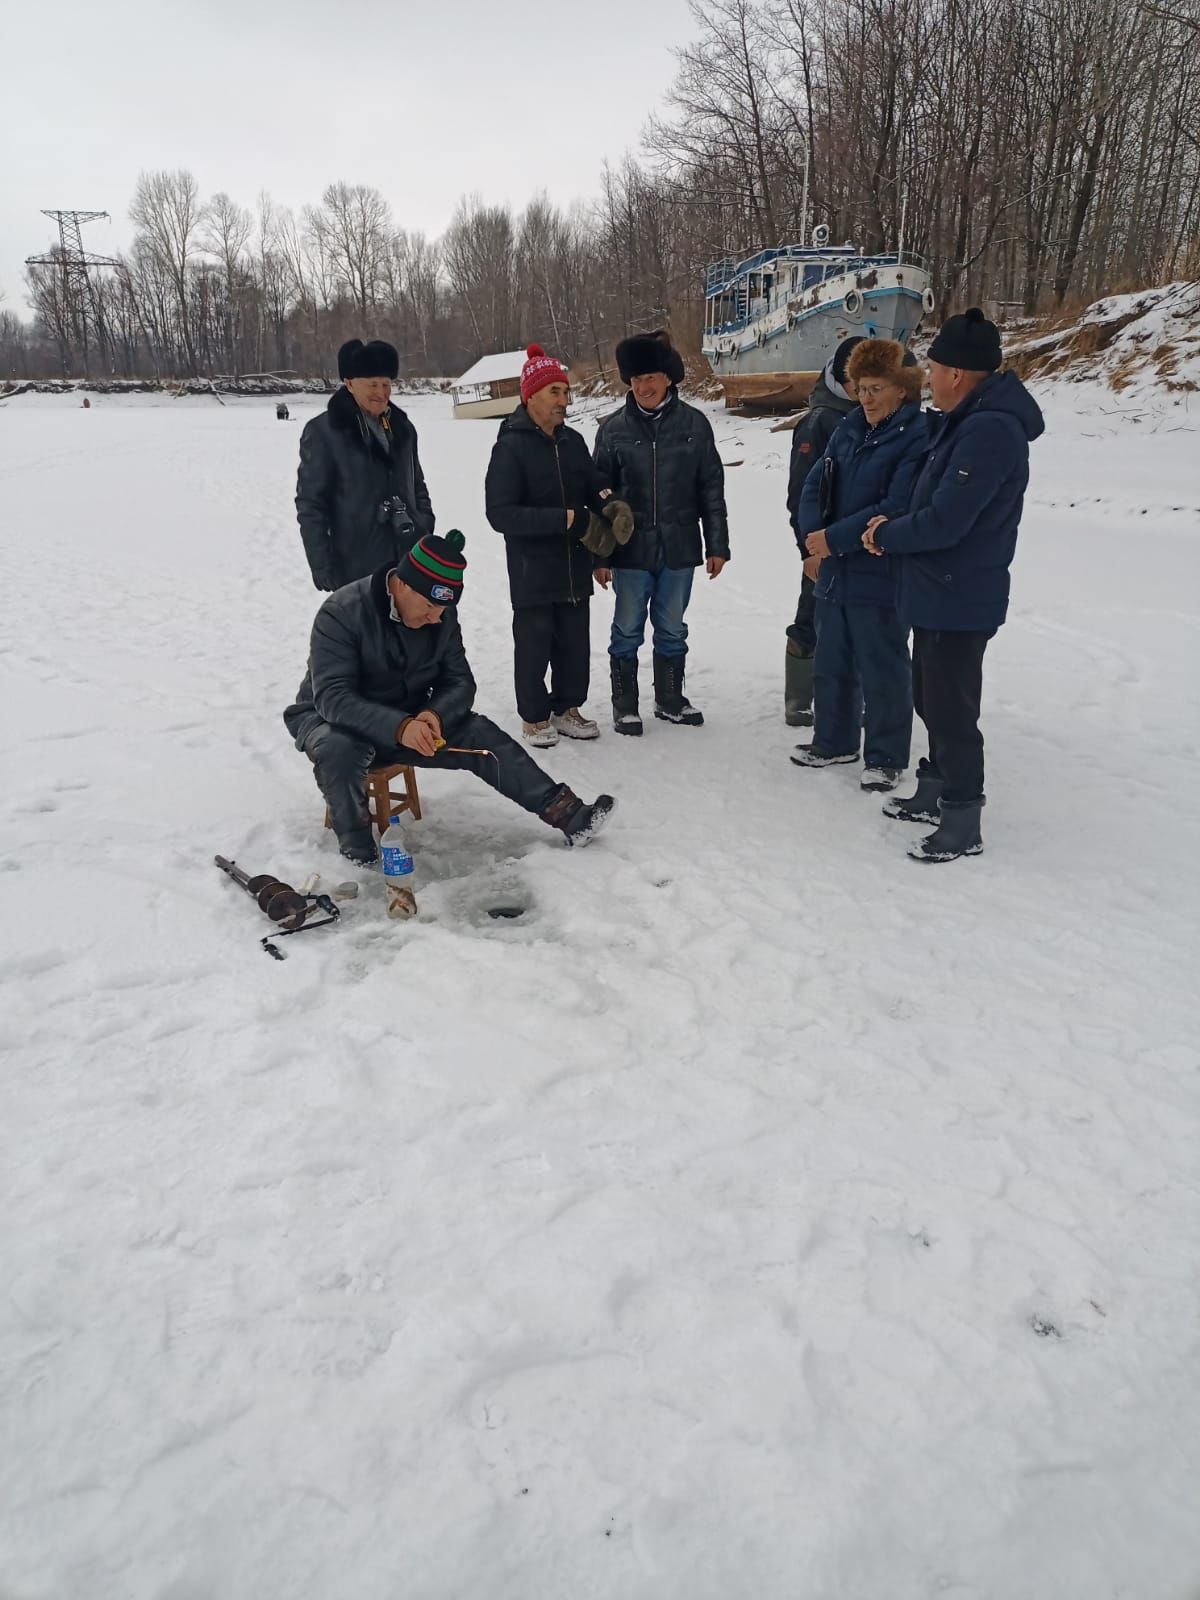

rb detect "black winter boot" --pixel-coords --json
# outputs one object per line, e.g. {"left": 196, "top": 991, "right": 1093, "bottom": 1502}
{"left": 539, "top": 784, "right": 617, "bottom": 847}
{"left": 908, "top": 797, "right": 984, "bottom": 862}
{"left": 883, "top": 764, "right": 944, "bottom": 823}
{"left": 785, "top": 642, "right": 814, "bottom": 727}
{"left": 653, "top": 653, "right": 703, "bottom": 726}
{"left": 610, "top": 656, "right": 643, "bottom": 736}
{"left": 337, "top": 827, "right": 379, "bottom": 866}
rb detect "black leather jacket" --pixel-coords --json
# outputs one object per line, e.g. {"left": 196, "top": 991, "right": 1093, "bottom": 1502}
{"left": 592, "top": 390, "right": 729, "bottom": 571}
{"left": 296, "top": 387, "right": 435, "bottom": 590}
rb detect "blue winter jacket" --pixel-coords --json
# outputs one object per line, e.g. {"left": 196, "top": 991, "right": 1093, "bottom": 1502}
{"left": 878, "top": 371, "right": 1045, "bottom": 631}
{"left": 797, "top": 400, "right": 928, "bottom": 607}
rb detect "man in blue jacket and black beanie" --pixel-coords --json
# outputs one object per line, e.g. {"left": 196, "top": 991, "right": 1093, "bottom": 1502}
{"left": 862, "top": 308, "right": 1044, "bottom": 862}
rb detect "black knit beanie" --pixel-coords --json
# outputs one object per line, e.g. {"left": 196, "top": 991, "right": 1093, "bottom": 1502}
{"left": 615, "top": 331, "right": 686, "bottom": 386}
{"left": 830, "top": 336, "right": 865, "bottom": 386}
{"left": 395, "top": 531, "right": 466, "bottom": 606}
{"left": 928, "top": 308, "right": 1002, "bottom": 372}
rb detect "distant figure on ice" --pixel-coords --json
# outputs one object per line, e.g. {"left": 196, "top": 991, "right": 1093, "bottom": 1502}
{"left": 592, "top": 331, "right": 729, "bottom": 735}
{"left": 792, "top": 339, "right": 927, "bottom": 791}
{"left": 81, "top": 396, "right": 91, "bottom": 409}
{"left": 861, "top": 307, "right": 1045, "bottom": 862}
{"left": 276, "top": 401, "right": 290, "bottom": 420}
{"left": 283, "top": 533, "right": 615, "bottom": 864}
{"left": 784, "top": 336, "right": 863, "bottom": 728}
{"left": 485, "top": 344, "right": 628, "bottom": 748}
{"left": 295, "top": 338, "right": 435, "bottom": 592}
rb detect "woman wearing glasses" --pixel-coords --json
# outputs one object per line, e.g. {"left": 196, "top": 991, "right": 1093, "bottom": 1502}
{"left": 791, "top": 339, "right": 927, "bottom": 792}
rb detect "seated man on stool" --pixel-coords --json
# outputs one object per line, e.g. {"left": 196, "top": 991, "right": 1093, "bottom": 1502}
{"left": 283, "top": 531, "right": 615, "bottom": 863}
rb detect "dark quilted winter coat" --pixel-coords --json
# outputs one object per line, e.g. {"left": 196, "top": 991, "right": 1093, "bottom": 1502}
{"left": 797, "top": 400, "right": 928, "bottom": 608}
{"left": 296, "top": 387, "right": 435, "bottom": 590}
{"left": 877, "top": 371, "right": 1045, "bottom": 631}
{"left": 786, "top": 373, "right": 858, "bottom": 544}
{"left": 283, "top": 567, "right": 476, "bottom": 751}
{"left": 591, "top": 390, "right": 730, "bottom": 571}
{"left": 484, "top": 405, "right": 609, "bottom": 607}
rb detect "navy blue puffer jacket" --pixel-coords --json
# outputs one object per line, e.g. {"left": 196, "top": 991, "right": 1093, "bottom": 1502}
{"left": 877, "top": 371, "right": 1044, "bottom": 630}
{"left": 797, "top": 401, "right": 928, "bottom": 607}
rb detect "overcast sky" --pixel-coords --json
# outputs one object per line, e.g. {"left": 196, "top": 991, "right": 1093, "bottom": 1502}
{"left": 1, "top": 0, "right": 697, "bottom": 311}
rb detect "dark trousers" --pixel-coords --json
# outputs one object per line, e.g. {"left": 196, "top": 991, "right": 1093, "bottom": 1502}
{"left": 911, "top": 626, "right": 995, "bottom": 802}
{"left": 301, "top": 711, "right": 560, "bottom": 836}
{"left": 512, "top": 600, "right": 590, "bottom": 723}
{"left": 786, "top": 574, "right": 817, "bottom": 653}
{"left": 814, "top": 599, "right": 913, "bottom": 768}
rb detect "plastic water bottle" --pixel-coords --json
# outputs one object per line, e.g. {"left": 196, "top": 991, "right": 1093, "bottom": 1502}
{"left": 380, "top": 819, "right": 417, "bottom": 919}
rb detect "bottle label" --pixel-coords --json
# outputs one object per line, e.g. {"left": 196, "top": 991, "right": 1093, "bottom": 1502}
{"left": 380, "top": 844, "right": 414, "bottom": 879}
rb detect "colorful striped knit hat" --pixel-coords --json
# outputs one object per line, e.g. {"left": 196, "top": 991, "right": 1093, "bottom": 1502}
{"left": 396, "top": 530, "right": 466, "bottom": 606}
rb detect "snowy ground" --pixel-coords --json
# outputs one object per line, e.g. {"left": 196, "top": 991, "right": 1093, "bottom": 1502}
{"left": 2, "top": 383, "right": 1198, "bottom": 1600}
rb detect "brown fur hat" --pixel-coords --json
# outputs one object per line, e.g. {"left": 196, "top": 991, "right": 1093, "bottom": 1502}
{"left": 846, "top": 337, "right": 924, "bottom": 400}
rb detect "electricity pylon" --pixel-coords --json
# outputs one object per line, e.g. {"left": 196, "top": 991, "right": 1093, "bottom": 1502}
{"left": 26, "top": 210, "right": 123, "bottom": 378}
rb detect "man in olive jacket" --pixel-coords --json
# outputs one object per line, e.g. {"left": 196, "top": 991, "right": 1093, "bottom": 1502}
{"left": 295, "top": 338, "right": 435, "bottom": 591}
{"left": 592, "top": 332, "right": 729, "bottom": 734}
{"left": 283, "top": 532, "right": 614, "bottom": 864}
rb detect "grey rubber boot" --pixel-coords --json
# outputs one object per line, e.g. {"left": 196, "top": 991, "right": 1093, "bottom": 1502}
{"left": 907, "top": 797, "right": 985, "bottom": 862}
{"left": 785, "top": 642, "right": 814, "bottom": 727}
{"left": 882, "top": 763, "right": 944, "bottom": 823}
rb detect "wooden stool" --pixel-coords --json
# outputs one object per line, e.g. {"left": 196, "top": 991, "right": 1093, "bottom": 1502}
{"left": 324, "top": 763, "right": 422, "bottom": 836}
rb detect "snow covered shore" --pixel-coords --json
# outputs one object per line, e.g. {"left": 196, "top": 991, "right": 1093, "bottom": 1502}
{"left": 1, "top": 385, "right": 1198, "bottom": 1598}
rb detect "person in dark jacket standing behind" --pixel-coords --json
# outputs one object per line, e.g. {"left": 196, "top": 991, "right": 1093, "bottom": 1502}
{"left": 485, "top": 344, "right": 631, "bottom": 748}
{"left": 792, "top": 339, "right": 927, "bottom": 790}
{"left": 784, "top": 336, "right": 864, "bottom": 726}
{"left": 862, "top": 308, "right": 1045, "bottom": 861}
{"left": 296, "top": 338, "right": 435, "bottom": 591}
{"left": 283, "top": 532, "right": 615, "bottom": 866}
{"left": 592, "top": 331, "right": 729, "bottom": 734}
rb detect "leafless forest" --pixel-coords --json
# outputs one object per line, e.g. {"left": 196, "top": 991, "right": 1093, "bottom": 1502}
{"left": 5, "top": 0, "right": 1198, "bottom": 380}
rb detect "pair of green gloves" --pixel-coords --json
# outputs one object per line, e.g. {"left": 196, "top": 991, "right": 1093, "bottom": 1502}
{"left": 579, "top": 499, "right": 635, "bottom": 559}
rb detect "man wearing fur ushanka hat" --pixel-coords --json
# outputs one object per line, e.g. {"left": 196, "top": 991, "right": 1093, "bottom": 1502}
{"left": 296, "top": 337, "right": 436, "bottom": 592}
{"left": 592, "top": 331, "right": 730, "bottom": 734}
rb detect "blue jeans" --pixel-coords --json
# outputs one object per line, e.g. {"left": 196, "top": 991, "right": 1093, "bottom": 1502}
{"left": 814, "top": 600, "right": 913, "bottom": 767}
{"left": 610, "top": 566, "right": 695, "bottom": 660}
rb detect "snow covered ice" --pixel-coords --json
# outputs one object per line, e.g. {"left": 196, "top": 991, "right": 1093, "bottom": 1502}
{"left": 1, "top": 383, "right": 1199, "bottom": 1599}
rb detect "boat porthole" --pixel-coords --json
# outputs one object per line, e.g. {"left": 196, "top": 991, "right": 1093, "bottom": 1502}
{"left": 844, "top": 288, "right": 864, "bottom": 319}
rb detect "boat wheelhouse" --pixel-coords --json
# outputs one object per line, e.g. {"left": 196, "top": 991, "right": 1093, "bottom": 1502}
{"left": 702, "top": 239, "right": 934, "bottom": 409}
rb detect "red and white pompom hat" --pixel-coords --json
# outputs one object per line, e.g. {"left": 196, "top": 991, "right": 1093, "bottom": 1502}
{"left": 520, "top": 343, "right": 570, "bottom": 405}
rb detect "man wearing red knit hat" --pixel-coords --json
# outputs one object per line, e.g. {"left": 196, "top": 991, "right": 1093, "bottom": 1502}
{"left": 485, "top": 344, "right": 633, "bottom": 747}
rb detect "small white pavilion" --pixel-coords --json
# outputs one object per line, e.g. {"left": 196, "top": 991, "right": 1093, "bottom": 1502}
{"left": 450, "top": 350, "right": 528, "bottom": 420}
